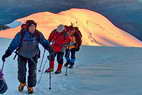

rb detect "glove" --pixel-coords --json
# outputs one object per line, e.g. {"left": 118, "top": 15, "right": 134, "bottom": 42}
{"left": 46, "top": 45, "right": 54, "bottom": 54}
{"left": 75, "top": 47, "right": 80, "bottom": 51}
{"left": 2, "top": 49, "right": 12, "bottom": 62}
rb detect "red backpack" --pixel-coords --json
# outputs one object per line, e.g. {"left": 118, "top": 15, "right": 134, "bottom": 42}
{"left": 74, "top": 27, "right": 82, "bottom": 48}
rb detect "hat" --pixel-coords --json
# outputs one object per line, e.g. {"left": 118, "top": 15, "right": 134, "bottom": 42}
{"left": 56, "top": 24, "right": 65, "bottom": 32}
{"left": 26, "top": 20, "right": 37, "bottom": 27}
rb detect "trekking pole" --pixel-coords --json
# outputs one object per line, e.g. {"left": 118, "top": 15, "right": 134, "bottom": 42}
{"left": 13, "top": 54, "right": 17, "bottom": 60}
{"left": 49, "top": 71, "right": 51, "bottom": 90}
{"left": 37, "top": 55, "right": 48, "bottom": 84}
{"left": 13, "top": 51, "right": 18, "bottom": 60}
{"left": 65, "top": 66, "right": 68, "bottom": 76}
{"left": 1, "top": 61, "right": 5, "bottom": 72}
{"left": 38, "top": 49, "right": 46, "bottom": 72}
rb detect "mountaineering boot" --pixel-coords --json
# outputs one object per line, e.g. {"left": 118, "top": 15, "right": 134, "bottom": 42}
{"left": 45, "top": 68, "right": 54, "bottom": 73}
{"left": 68, "top": 62, "right": 74, "bottom": 69}
{"left": 64, "top": 62, "right": 69, "bottom": 67}
{"left": 45, "top": 61, "right": 54, "bottom": 73}
{"left": 28, "top": 87, "right": 34, "bottom": 94}
{"left": 18, "top": 83, "right": 26, "bottom": 92}
{"left": 55, "top": 64, "right": 63, "bottom": 74}
{"left": 55, "top": 70, "right": 62, "bottom": 74}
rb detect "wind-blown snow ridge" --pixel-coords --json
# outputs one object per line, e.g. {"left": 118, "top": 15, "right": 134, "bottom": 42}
{"left": 0, "top": 8, "right": 142, "bottom": 47}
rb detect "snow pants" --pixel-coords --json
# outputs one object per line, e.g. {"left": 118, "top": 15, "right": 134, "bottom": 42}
{"left": 50, "top": 52, "right": 64, "bottom": 64}
{"left": 17, "top": 56, "right": 38, "bottom": 87}
{"left": 65, "top": 49, "right": 76, "bottom": 65}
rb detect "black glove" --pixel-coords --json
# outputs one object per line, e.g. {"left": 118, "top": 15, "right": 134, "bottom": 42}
{"left": 75, "top": 47, "right": 80, "bottom": 51}
{"left": 2, "top": 49, "right": 12, "bottom": 62}
{"left": 46, "top": 45, "right": 54, "bottom": 54}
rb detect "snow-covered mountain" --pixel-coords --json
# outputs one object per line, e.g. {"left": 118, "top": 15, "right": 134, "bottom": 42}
{"left": 0, "top": 8, "right": 142, "bottom": 47}
{"left": 1, "top": 38, "right": 142, "bottom": 95}
{"left": 6, "top": 21, "right": 22, "bottom": 28}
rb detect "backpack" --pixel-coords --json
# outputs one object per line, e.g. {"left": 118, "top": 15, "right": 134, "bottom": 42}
{"left": 74, "top": 27, "right": 82, "bottom": 48}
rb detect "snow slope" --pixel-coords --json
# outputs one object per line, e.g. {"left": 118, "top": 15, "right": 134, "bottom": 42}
{"left": 1, "top": 0, "right": 142, "bottom": 42}
{"left": 1, "top": 8, "right": 142, "bottom": 47}
{"left": 0, "top": 38, "right": 142, "bottom": 95}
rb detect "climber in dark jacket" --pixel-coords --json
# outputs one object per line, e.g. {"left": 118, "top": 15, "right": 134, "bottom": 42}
{"left": 1, "top": 20, "right": 53, "bottom": 94}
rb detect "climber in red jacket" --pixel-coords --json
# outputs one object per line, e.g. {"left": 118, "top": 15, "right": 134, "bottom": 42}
{"left": 45, "top": 24, "right": 71, "bottom": 74}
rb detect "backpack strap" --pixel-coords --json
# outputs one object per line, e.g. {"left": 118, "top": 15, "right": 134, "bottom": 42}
{"left": 20, "top": 30, "right": 26, "bottom": 46}
{"left": 34, "top": 30, "right": 41, "bottom": 42}
{"left": 15, "top": 29, "right": 26, "bottom": 51}
{"left": 13, "top": 29, "right": 26, "bottom": 59}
